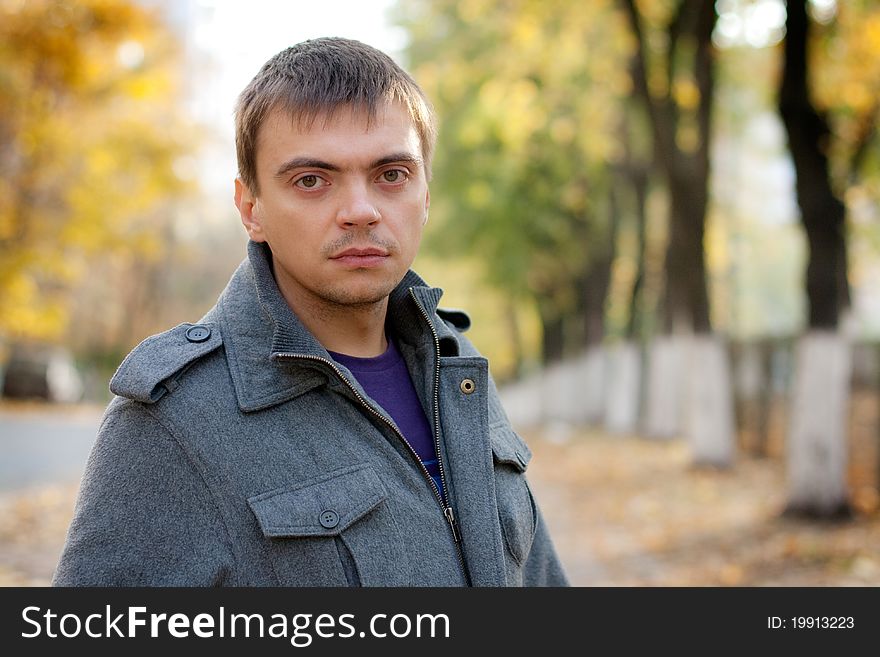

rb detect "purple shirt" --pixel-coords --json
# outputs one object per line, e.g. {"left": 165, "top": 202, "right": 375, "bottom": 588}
{"left": 329, "top": 339, "right": 444, "bottom": 498}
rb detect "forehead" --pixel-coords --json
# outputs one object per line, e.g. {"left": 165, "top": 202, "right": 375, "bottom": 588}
{"left": 256, "top": 102, "right": 421, "bottom": 169}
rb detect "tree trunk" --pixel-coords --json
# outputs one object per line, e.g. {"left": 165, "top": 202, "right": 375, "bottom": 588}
{"left": 607, "top": 158, "right": 648, "bottom": 435}
{"left": 664, "top": 178, "right": 711, "bottom": 334}
{"left": 622, "top": 0, "right": 732, "bottom": 464}
{"left": 574, "top": 257, "right": 612, "bottom": 351}
{"left": 733, "top": 340, "right": 774, "bottom": 457}
{"left": 754, "top": 340, "right": 774, "bottom": 457}
{"left": 540, "top": 309, "right": 565, "bottom": 365}
{"left": 779, "top": 1, "right": 849, "bottom": 328}
{"left": 504, "top": 301, "right": 525, "bottom": 379}
{"left": 582, "top": 192, "right": 617, "bottom": 349}
{"left": 625, "top": 165, "right": 649, "bottom": 341}
{"left": 621, "top": 0, "right": 716, "bottom": 335}
{"left": 498, "top": 374, "right": 543, "bottom": 430}
{"left": 686, "top": 334, "right": 735, "bottom": 467}
{"left": 779, "top": 0, "right": 852, "bottom": 517}
{"left": 785, "top": 331, "right": 851, "bottom": 518}
{"left": 582, "top": 346, "right": 607, "bottom": 426}
{"left": 643, "top": 334, "right": 685, "bottom": 438}
{"left": 608, "top": 115, "right": 650, "bottom": 437}
{"left": 605, "top": 340, "right": 641, "bottom": 434}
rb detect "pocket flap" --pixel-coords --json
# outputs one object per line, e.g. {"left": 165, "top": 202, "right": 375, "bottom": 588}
{"left": 489, "top": 425, "right": 532, "bottom": 472}
{"left": 247, "top": 464, "right": 387, "bottom": 538}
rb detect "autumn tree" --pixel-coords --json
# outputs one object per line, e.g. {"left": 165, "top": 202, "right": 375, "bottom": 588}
{"left": 779, "top": 0, "right": 880, "bottom": 518}
{"left": 620, "top": 0, "right": 736, "bottom": 466}
{"left": 603, "top": 94, "right": 655, "bottom": 434}
{"left": 0, "top": 0, "right": 195, "bottom": 352}
{"left": 622, "top": 0, "right": 717, "bottom": 334}
{"left": 400, "top": 0, "right": 632, "bottom": 364}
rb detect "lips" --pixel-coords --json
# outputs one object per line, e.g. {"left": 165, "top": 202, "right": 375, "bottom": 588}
{"left": 329, "top": 247, "right": 390, "bottom": 268}
{"left": 331, "top": 247, "right": 389, "bottom": 258}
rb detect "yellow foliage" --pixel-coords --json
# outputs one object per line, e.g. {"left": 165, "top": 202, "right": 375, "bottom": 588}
{"left": 0, "top": 0, "right": 195, "bottom": 345}
{"left": 675, "top": 120, "right": 701, "bottom": 154}
{"left": 635, "top": 0, "right": 676, "bottom": 25}
{"left": 550, "top": 117, "right": 577, "bottom": 145}
{"left": 466, "top": 182, "right": 493, "bottom": 209}
{"left": 0, "top": 272, "right": 66, "bottom": 342}
{"left": 868, "top": 16, "right": 880, "bottom": 51}
{"left": 673, "top": 77, "right": 701, "bottom": 111}
{"left": 457, "top": 0, "right": 491, "bottom": 24}
{"left": 814, "top": 4, "right": 880, "bottom": 113}
{"left": 511, "top": 17, "right": 540, "bottom": 48}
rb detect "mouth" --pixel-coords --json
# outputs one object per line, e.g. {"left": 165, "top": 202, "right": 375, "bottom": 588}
{"left": 329, "top": 247, "right": 390, "bottom": 268}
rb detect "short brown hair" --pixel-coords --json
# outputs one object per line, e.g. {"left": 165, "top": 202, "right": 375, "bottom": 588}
{"left": 234, "top": 37, "right": 437, "bottom": 195}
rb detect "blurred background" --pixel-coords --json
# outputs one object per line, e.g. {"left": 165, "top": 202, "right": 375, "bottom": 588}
{"left": 1, "top": 0, "right": 879, "bottom": 585}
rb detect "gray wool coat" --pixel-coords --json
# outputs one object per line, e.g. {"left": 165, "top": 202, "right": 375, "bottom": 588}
{"left": 53, "top": 241, "right": 569, "bottom": 587}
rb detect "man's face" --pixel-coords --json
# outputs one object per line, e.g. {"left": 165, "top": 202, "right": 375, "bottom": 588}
{"left": 235, "top": 102, "right": 430, "bottom": 313}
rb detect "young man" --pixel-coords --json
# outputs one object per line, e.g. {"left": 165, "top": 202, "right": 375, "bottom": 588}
{"left": 53, "top": 38, "right": 568, "bottom": 586}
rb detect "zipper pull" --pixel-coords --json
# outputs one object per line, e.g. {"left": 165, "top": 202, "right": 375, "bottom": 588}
{"left": 444, "top": 506, "right": 462, "bottom": 543}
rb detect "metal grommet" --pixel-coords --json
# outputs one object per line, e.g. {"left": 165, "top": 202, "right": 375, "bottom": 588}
{"left": 460, "top": 378, "right": 476, "bottom": 394}
{"left": 185, "top": 324, "right": 211, "bottom": 343}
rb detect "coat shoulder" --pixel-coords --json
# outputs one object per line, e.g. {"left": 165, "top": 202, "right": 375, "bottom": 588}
{"left": 109, "top": 323, "right": 223, "bottom": 404}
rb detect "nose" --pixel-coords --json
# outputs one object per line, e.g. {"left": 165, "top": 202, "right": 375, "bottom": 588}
{"left": 336, "top": 183, "right": 380, "bottom": 228}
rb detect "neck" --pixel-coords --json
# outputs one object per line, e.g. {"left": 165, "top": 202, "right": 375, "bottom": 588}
{"left": 277, "top": 284, "right": 389, "bottom": 359}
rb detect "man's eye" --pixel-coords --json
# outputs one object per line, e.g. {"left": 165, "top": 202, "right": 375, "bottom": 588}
{"left": 380, "top": 169, "right": 407, "bottom": 183}
{"left": 295, "top": 175, "right": 324, "bottom": 189}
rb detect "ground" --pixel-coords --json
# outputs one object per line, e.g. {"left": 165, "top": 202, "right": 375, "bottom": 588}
{"left": 525, "top": 426, "right": 880, "bottom": 586}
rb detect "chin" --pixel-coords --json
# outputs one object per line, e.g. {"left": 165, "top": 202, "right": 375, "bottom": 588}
{"left": 324, "top": 282, "right": 399, "bottom": 307}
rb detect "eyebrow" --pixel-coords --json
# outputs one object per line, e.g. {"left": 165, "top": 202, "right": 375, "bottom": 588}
{"left": 274, "top": 152, "right": 424, "bottom": 180}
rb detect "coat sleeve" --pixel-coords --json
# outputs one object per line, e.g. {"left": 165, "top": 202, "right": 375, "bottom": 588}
{"left": 522, "top": 504, "right": 570, "bottom": 586}
{"left": 52, "top": 399, "right": 235, "bottom": 586}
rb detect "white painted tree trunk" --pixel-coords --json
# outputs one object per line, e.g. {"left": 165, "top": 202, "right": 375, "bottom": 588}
{"left": 733, "top": 342, "right": 763, "bottom": 402}
{"left": 643, "top": 335, "right": 685, "bottom": 439}
{"left": 498, "top": 372, "right": 544, "bottom": 430}
{"left": 537, "top": 348, "right": 605, "bottom": 427}
{"left": 785, "top": 330, "right": 851, "bottom": 516}
{"left": 604, "top": 341, "right": 641, "bottom": 435}
{"left": 685, "top": 334, "right": 735, "bottom": 468}
{"left": 541, "top": 360, "right": 575, "bottom": 425}
{"left": 582, "top": 346, "right": 607, "bottom": 425}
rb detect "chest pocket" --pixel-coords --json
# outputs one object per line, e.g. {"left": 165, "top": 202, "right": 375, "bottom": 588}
{"left": 490, "top": 424, "right": 538, "bottom": 569}
{"left": 248, "top": 464, "right": 408, "bottom": 586}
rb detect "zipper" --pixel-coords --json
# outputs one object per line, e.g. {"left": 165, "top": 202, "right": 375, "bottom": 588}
{"left": 276, "top": 297, "right": 470, "bottom": 585}
{"left": 409, "top": 288, "right": 470, "bottom": 584}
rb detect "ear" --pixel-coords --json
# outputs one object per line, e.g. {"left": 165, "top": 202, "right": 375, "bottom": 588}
{"left": 234, "top": 177, "right": 266, "bottom": 242}
{"left": 423, "top": 187, "right": 430, "bottom": 225}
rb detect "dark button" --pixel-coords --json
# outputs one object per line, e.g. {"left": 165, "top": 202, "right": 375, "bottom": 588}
{"left": 185, "top": 325, "right": 211, "bottom": 343}
{"left": 515, "top": 450, "right": 527, "bottom": 468}
{"left": 460, "top": 378, "right": 476, "bottom": 394}
{"left": 319, "top": 510, "right": 339, "bottom": 529}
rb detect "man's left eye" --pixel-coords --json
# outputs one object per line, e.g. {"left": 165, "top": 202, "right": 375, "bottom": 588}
{"left": 380, "top": 169, "right": 407, "bottom": 183}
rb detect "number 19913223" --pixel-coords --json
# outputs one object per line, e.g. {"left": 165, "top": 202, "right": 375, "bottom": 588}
{"left": 768, "top": 616, "right": 854, "bottom": 629}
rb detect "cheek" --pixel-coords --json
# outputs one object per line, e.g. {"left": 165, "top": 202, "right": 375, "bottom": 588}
{"left": 401, "top": 196, "right": 428, "bottom": 236}
{"left": 259, "top": 203, "right": 318, "bottom": 245}
{"left": 397, "top": 214, "right": 424, "bottom": 251}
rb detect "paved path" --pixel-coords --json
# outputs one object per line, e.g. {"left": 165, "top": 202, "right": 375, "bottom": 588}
{"left": 0, "top": 405, "right": 103, "bottom": 492}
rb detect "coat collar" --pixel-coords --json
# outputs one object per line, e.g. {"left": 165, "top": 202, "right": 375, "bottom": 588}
{"left": 210, "top": 240, "right": 460, "bottom": 412}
